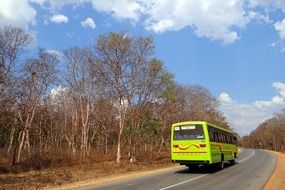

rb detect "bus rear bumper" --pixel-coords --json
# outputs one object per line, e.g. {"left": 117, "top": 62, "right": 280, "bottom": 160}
{"left": 172, "top": 160, "right": 210, "bottom": 165}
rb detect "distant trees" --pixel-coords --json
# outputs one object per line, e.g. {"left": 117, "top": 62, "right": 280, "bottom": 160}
{"left": 0, "top": 26, "right": 231, "bottom": 168}
{"left": 173, "top": 85, "right": 230, "bottom": 129}
{"left": 241, "top": 110, "right": 285, "bottom": 152}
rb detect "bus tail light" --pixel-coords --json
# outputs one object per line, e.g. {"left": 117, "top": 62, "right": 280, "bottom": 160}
{"left": 200, "top": 144, "right": 206, "bottom": 147}
{"left": 173, "top": 145, "right": 179, "bottom": 148}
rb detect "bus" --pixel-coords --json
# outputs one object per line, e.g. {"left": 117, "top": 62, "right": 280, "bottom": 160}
{"left": 171, "top": 121, "right": 238, "bottom": 169}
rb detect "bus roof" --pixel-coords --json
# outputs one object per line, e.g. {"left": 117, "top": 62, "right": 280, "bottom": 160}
{"left": 171, "top": 121, "right": 235, "bottom": 135}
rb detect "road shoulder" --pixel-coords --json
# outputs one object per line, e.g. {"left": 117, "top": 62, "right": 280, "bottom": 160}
{"left": 264, "top": 150, "right": 285, "bottom": 190}
{"left": 44, "top": 165, "right": 182, "bottom": 190}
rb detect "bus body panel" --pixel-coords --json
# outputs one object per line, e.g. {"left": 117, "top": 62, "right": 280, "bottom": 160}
{"left": 209, "top": 142, "right": 236, "bottom": 164}
{"left": 171, "top": 121, "right": 237, "bottom": 167}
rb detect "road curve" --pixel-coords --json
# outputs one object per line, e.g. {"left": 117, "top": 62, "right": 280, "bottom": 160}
{"left": 85, "top": 149, "right": 276, "bottom": 190}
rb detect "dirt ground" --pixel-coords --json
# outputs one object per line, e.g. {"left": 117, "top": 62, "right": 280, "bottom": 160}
{"left": 264, "top": 151, "right": 285, "bottom": 190}
{"left": 0, "top": 157, "right": 172, "bottom": 190}
{"left": 46, "top": 165, "right": 181, "bottom": 190}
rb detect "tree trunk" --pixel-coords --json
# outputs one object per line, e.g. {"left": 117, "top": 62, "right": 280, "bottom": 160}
{"left": 7, "top": 125, "right": 15, "bottom": 155}
{"left": 17, "top": 130, "right": 25, "bottom": 163}
{"left": 104, "top": 133, "right": 108, "bottom": 154}
{"left": 116, "top": 127, "right": 123, "bottom": 163}
{"left": 158, "top": 135, "right": 165, "bottom": 156}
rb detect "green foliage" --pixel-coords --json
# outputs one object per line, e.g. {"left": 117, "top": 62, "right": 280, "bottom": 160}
{"left": 150, "top": 59, "right": 176, "bottom": 101}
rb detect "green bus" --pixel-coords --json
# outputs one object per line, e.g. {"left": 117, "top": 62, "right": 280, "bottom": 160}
{"left": 171, "top": 121, "right": 238, "bottom": 169}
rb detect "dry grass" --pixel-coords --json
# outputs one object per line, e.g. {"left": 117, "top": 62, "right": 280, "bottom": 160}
{"left": 0, "top": 152, "right": 171, "bottom": 190}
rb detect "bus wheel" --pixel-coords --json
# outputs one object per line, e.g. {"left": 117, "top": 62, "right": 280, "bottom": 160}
{"left": 218, "top": 155, "right": 224, "bottom": 170}
{"left": 218, "top": 161, "right": 224, "bottom": 169}
{"left": 188, "top": 164, "right": 198, "bottom": 170}
{"left": 230, "top": 159, "right": 235, "bottom": 165}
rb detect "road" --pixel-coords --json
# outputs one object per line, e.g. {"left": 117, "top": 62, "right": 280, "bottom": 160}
{"left": 85, "top": 149, "right": 276, "bottom": 190}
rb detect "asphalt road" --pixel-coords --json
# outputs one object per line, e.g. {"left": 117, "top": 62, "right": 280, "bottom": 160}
{"left": 86, "top": 149, "right": 276, "bottom": 190}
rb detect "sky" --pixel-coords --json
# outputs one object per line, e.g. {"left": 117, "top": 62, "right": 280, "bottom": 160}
{"left": 1, "top": 0, "right": 285, "bottom": 136}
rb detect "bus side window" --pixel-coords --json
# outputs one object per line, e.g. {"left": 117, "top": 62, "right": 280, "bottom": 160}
{"left": 219, "top": 133, "right": 223, "bottom": 143}
{"left": 214, "top": 131, "right": 219, "bottom": 142}
{"left": 218, "top": 132, "right": 222, "bottom": 142}
{"left": 228, "top": 135, "right": 231, "bottom": 144}
{"left": 209, "top": 131, "right": 214, "bottom": 141}
{"left": 226, "top": 134, "right": 229, "bottom": 143}
{"left": 230, "top": 135, "right": 234, "bottom": 144}
{"left": 208, "top": 126, "right": 215, "bottom": 141}
{"left": 230, "top": 136, "right": 233, "bottom": 144}
{"left": 222, "top": 133, "right": 226, "bottom": 143}
{"left": 234, "top": 136, "right": 237, "bottom": 144}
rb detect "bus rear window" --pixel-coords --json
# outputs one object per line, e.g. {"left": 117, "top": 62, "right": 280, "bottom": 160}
{"left": 173, "top": 125, "right": 204, "bottom": 140}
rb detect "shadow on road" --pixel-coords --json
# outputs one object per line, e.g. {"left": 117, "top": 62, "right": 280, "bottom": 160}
{"left": 175, "top": 162, "right": 236, "bottom": 174}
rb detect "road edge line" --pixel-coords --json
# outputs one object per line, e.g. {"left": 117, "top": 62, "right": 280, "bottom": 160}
{"left": 238, "top": 149, "right": 255, "bottom": 163}
{"left": 158, "top": 174, "right": 209, "bottom": 190}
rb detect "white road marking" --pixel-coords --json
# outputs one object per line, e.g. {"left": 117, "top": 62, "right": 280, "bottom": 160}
{"left": 158, "top": 150, "right": 255, "bottom": 190}
{"left": 158, "top": 174, "right": 209, "bottom": 190}
{"left": 238, "top": 148, "right": 244, "bottom": 154}
{"left": 238, "top": 150, "right": 255, "bottom": 163}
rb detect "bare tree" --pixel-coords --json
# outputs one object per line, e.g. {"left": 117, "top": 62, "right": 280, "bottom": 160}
{"left": 0, "top": 27, "right": 32, "bottom": 153}
{"left": 0, "top": 26, "right": 32, "bottom": 96}
{"left": 64, "top": 47, "right": 98, "bottom": 158}
{"left": 94, "top": 33, "right": 158, "bottom": 163}
{"left": 14, "top": 49, "right": 58, "bottom": 163}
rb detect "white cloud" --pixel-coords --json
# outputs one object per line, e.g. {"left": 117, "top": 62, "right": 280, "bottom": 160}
{"left": 50, "top": 86, "right": 68, "bottom": 102}
{"left": 50, "top": 14, "right": 68, "bottom": 24}
{"left": 143, "top": 0, "right": 248, "bottom": 44}
{"left": 90, "top": 0, "right": 142, "bottom": 22}
{"left": 0, "top": 0, "right": 279, "bottom": 46}
{"left": 274, "top": 19, "right": 285, "bottom": 39}
{"left": 30, "top": 0, "right": 46, "bottom": 5}
{"left": 254, "top": 96, "right": 284, "bottom": 109}
{"left": 246, "top": 11, "right": 272, "bottom": 24}
{"left": 248, "top": 1, "right": 285, "bottom": 51}
{"left": 5, "top": 0, "right": 284, "bottom": 45}
{"left": 0, "top": 0, "right": 36, "bottom": 28}
{"left": 249, "top": 0, "right": 285, "bottom": 12}
{"left": 219, "top": 82, "right": 285, "bottom": 136}
{"left": 45, "top": 49, "right": 62, "bottom": 57}
{"left": 269, "top": 42, "right": 276, "bottom": 47}
{"left": 273, "top": 81, "right": 285, "bottom": 97}
{"left": 81, "top": 17, "right": 96, "bottom": 29}
{"left": 219, "top": 92, "right": 233, "bottom": 104}
{"left": 31, "top": 0, "right": 86, "bottom": 9}
{"left": 29, "top": 0, "right": 251, "bottom": 44}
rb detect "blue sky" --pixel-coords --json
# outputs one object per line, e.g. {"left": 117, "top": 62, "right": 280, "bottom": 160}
{"left": 1, "top": 0, "right": 285, "bottom": 136}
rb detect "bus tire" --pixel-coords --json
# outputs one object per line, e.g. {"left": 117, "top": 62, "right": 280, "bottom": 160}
{"left": 188, "top": 164, "right": 198, "bottom": 170}
{"left": 218, "top": 154, "right": 224, "bottom": 170}
{"left": 230, "top": 159, "right": 235, "bottom": 165}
